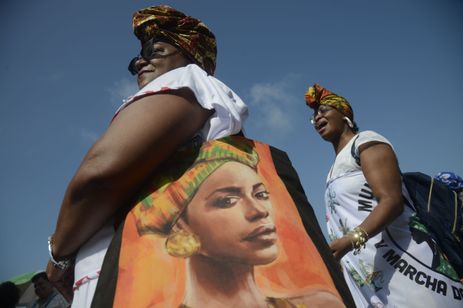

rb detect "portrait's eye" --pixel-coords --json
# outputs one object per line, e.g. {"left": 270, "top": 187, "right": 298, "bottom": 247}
{"left": 255, "top": 190, "right": 270, "bottom": 200}
{"left": 212, "top": 195, "right": 239, "bottom": 208}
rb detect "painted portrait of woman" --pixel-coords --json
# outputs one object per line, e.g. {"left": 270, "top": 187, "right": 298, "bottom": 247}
{"left": 111, "top": 137, "right": 346, "bottom": 307}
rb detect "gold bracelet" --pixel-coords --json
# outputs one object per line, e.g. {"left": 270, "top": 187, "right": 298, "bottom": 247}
{"left": 346, "top": 227, "right": 369, "bottom": 255}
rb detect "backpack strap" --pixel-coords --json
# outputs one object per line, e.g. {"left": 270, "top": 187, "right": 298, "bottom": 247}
{"left": 427, "top": 176, "right": 435, "bottom": 213}
{"left": 350, "top": 135, "right": 361, "bottom": 165}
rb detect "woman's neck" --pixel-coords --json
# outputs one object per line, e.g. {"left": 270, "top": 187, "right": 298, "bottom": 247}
{"left": 184, "top": 254, "right": 267, "bottom": 308}
{"left": 332, "top": 129, "right": 356, "bottom": 155}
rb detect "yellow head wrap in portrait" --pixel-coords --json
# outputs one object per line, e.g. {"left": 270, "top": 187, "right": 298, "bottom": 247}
{"left": 133, "top": 137, "right": 259, "bottom": 237}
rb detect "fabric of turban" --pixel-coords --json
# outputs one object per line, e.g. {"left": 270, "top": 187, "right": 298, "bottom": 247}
{"left": 304, "top": 83, "right": 354, "bottom": 120}
{"left": 133, "top": 137, "right": 259, "bottom": 236}
{"left": 132, "top": 5, "right": 217, "bottom": 75}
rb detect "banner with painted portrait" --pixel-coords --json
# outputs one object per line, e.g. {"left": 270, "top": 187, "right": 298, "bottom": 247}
{"left": 92, "top": 136, "right": 355, "bottom": 307}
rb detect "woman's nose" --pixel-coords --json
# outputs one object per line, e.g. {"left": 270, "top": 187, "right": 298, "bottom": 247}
{"left": 245, "top": 199, "right": 269, "bottom": 221}
{"left": 314, "top": 110, "right": 323, "bottom": 121}
{"left": 134, "top": 56, "right": 148, "bottom": 72}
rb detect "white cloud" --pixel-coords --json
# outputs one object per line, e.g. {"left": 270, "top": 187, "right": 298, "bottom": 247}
{"left": 250, "top": 83, "right": 288, "bottom": 106}
{"left": 105, "top": 78, "right": 138, "bottom": 107}
{"left": 246, "top": 74, "right": 301, "bottom": 137}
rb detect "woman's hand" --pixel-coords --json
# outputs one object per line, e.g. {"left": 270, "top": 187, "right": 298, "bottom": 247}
{"left": 46, "top": 260, "right": 74, "bottom": 302}
{"left": 329, "top": 236, "right": 353, "bottom": 261}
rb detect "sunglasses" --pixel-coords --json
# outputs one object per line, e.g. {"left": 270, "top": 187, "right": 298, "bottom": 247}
{"left": 310, "top": 105, "right": 334, "bottom": 125}
{"left": 128, "top": 39, "right": 181, "bottom": 75}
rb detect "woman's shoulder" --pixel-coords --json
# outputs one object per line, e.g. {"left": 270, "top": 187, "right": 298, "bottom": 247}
{"left": 356, "top": 130, "right": 391, "bottom": 147}
{"left": 267, "top": 289, "right": 345, "bottom": 308}
{"left": 114, "top": 64, "right": 248, "bottom": 140}
{"left": 115, "top": 64, "right": 211, "bottom": 113}
{"left": 130, "top": 64, "right": 207, "bottom": 98}
{"left": 358, "top": 130, "right": 385, "bottom": 139}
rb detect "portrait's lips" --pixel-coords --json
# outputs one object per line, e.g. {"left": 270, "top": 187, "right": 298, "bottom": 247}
{"left": 243, "top": 223, "right": 277, "bottom": 242}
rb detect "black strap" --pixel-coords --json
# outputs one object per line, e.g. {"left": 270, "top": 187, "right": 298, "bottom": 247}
{"left": 91, "top": 220, "right": 124, "bottom": 308}
{"left": 350, "top": 135, "right": 361, "bottom": 165}
{"left": 269, "top": 146, "right": 356, "bottom": 308}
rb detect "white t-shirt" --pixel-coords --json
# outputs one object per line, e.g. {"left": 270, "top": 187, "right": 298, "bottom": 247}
{"left": 326, "top": 130, "right": 391, "bottom": 182}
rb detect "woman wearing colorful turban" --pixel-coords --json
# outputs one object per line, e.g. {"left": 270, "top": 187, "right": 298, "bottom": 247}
{"left": 304, "top": 84, "right": 463, "bottom": 307}
{"left": 46, "top": 5, "right": 247, "bottom": 307}
{"left": 130, "top": 137, "right": 345, "bottom": 308}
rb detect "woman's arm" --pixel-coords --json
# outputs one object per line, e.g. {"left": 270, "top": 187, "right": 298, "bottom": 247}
{"left": 330, "top": 142, "right": 404, "bottom": 260}
{"left": 51, "top": 89, "right": 212, "bottom": 259}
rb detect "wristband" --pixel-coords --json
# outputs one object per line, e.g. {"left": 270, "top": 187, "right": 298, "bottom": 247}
{"left": 47, "top": 235, "right": 72, "bottom": 270}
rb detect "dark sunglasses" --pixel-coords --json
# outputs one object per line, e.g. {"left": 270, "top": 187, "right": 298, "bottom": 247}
{"left": 128, "top": 39, "right": 181, "bottom": 75}
{"left": 310, "top": 105, "right": 334, "bottom": 125}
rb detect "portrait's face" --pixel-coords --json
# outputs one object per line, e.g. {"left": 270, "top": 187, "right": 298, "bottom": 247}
{"left": 185, "top": 161, "right": 278, "bottom": 265}
{"left": 134, "top": 40, "right": 191, "bottom": 89}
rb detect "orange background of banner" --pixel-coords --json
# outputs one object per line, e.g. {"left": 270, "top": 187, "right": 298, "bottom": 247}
{"left": 114, "top": 141, "right": 341, "bottom": 307}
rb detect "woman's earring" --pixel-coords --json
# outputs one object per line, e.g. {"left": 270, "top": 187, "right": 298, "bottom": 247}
{"left": 343, "top": 117, "right": 354, "bottom": 129}
{"left": 165, "top": 230, "right": 201, "bottom": 258}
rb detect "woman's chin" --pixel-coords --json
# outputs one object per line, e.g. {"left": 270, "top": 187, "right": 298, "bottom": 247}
{"left": 137, "top": 78, "right": 149, "bottom": 89}
{"left": 137, "top": 72, "right": 156, "bottom": 89}
{"left": 319, "top": 128, "right": 334, "bottom": 141}
{"left": 248, "top": 245, "right": 279, "bottom": 265}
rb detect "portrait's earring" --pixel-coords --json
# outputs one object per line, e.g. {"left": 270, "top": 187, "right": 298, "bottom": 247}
{"left": 165, "top": 230, "right": 201, "bottom": 258}
{"left": 343, "top": 117, "right": 354, "bottom": 129}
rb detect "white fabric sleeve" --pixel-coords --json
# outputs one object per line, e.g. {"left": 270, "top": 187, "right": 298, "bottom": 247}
{"left": 114, "top": 64, "right": 248, "bottom": 141}
{"left": 354, "top": 130, "right": 393, "bottom": 158}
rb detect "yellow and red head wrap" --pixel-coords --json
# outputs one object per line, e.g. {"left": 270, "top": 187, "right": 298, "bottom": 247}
{"left": 133, "top": 137, "right": 259, "bottom": 236}
{"left": 132, "top": 5, "right": 217, "bottom": 75}
{"left": 304, "top": 83, "right": 354, "bottom": 120}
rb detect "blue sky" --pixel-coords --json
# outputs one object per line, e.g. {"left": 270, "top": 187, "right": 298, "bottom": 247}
{"left": 1, "top": 0, "right": 462, "bottom": 282}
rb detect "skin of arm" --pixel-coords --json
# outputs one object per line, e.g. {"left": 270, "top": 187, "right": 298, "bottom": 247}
{"left": 49, "top": 88, "right": 212, "bottom": 259}
{"left": 330, "top": 142, "right": 404, "bottom": 261}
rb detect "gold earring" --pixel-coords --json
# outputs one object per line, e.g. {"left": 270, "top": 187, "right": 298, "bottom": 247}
{"left": 165, "top": 230, "right": 201, "bottom": 258}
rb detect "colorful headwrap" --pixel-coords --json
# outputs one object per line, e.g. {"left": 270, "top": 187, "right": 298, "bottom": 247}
{"left": 434, "top": 171, "right": 463, "bottom": 192}
{"left": 132, "top": 5, "right": 217, "bottom": 75}
{"left": 304, "top": 83, "right": 354, "bottom": 120}
{"left": 133, "top": 137, "right": 259, "bottom": 236}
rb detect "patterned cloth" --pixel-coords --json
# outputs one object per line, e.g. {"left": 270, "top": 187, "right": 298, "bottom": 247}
{"left": 304, "top": 83, "right": 354, "bottom": 120}
{"left": 434, "top": 171, "right": 463, "bottom": 192}
{"left": 132, "top": 5, "right": 217, "bottom": 75}
{"left": 134, "top": 137, "right": 259, "bottom": 236}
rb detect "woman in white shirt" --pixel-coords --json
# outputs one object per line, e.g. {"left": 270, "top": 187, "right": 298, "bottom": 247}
{"left": 304, "top": 83, "right": 462, "bottom": 307}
